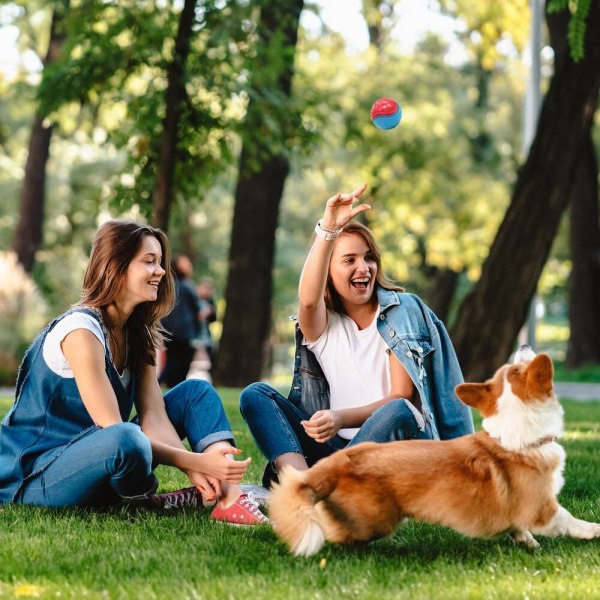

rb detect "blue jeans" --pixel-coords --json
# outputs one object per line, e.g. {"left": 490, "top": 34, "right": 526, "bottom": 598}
{"left": 239, "top": 382, "right": 433, "bottom": 482}
{"left": 19, "top": 379, "right": 234, "bottom": 507}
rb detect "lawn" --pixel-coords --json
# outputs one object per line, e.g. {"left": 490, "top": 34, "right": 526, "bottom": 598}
{"left": 1, "top": 390, "right": 600, "bottom": 600}
{"left": 553, "top": 362, "right": 600, "bottom": 383}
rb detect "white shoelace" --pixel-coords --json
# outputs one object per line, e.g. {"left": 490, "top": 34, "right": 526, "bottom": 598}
{"left": 239, "top": 484, "right": 271, "bottom": 506}
{"left": 240, "top": 493, "right": 269, "bottom": 521}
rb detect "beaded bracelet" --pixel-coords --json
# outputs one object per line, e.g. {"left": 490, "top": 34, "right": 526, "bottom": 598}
{"left": 314, "top": 220, "right": 343, "bottom": 241}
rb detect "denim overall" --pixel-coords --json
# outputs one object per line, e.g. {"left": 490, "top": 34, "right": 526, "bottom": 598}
{"left": 0, "top": 308, "right": 140, "bottom": 504}
{"left": 0, "top": 308, "right": 234, "bottom": 506}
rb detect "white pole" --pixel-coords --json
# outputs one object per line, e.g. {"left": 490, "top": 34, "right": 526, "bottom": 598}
{"left": 523, "top": 0, "right": 543, "bottom": 154}
{"left": 519, "top": 0, "right": 544, "bottom": 350}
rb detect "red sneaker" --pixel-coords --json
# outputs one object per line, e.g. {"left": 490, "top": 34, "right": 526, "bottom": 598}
{"left": 210, "top": 493, "right": 269, "bottom": 526}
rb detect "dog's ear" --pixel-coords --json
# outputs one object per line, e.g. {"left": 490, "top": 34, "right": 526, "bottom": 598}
{"left": 455, "top": 383, "right": 494, "bottom": 411}
{"left": 455, "top": 383, "right": 499, "bottom": 416}
{"left": 525, "top": 353, "right": 554, "bottom": 398}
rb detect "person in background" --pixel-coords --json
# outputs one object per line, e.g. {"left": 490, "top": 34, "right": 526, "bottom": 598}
{"left": 0, "top": 221, "right": 267, "bottom": 525}
{"left": 158, "top": 255, "right": 201, "bottom": 388}
{"left": 240, "top": 183, "right": 474, "bottom": 491}
{"left": 196, "top": 276, "right": 218, "bottom": 372}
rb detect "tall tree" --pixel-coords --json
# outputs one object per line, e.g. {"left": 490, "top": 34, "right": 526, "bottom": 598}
{"left": 566, "top": 133, "right": 600, "bottom": 367}
{"left": 151, "top": 0, "right": 197, "bottom": 231}
{"left": 214, "top": 0, "right": 304, "bottom": 386}
{"left": 555, "top": 0, "right": 600, "bottom": 369}
{"left": 32, "top": 1, "right": 249, "bottom": 229}
{"left": 451, "top": 0, "right": 600, "bottom": 381}
{"left": 428, "top": 0, "right": 529, "bottom": 321}
{"left": 361, "top": 0, "right": 395, "bottom": 48}
{"left": 12, "top": 1, "right": 69, "bottom": 272}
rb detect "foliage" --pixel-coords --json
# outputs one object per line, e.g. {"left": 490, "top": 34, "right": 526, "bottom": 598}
{"left": 35, "top": 0, "right": 253, "bottom": 219}
{"left": 0, "top": 391, "right": 599, "bottom": 598}
{"left": 0, "top": 0, "right": 592, "bottom": 365}
{"left": 439, "top": 0, "right": 530, "bottom": 70}
{"left": 287, "top": 27, "right": 526, "bottom": 305}
{"left": 234, "top": 0, "right": 313, "bottom": 174}
{"left": 548, "top": 0, "right": 592, "bottom": 62}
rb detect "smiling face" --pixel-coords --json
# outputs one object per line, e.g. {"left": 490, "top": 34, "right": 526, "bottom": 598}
{"left": 328, "top": 232, "right": 378, "bottom": 311}
{"left": 119, "top": 235, "right": 166, "bottom": 308}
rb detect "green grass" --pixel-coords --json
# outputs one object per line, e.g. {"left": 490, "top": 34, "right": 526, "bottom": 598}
{"left": 1, "top": 391, "right": 600, "bottom": 599}
{"left": 553, "top": 362, "right": 600, "bottom": 383}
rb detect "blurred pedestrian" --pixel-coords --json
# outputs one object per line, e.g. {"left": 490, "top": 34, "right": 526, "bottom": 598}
{"left": 196, "top": 276, "right": 218, "bottom": 371}
{"left": 158, "top": 255, "right": 202, "bottom": 388}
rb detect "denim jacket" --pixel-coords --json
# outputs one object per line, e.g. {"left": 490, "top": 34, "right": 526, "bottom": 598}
{"left": 287, "top": 288, "right": 474, "bottom": 440}
{"left": 0, "top": 308, "right": 136, "bottom": 504}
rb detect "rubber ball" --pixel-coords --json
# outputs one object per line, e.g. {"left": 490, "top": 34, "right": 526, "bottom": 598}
{"left": 370, "top": 97, "right": 402, "bottom": 130}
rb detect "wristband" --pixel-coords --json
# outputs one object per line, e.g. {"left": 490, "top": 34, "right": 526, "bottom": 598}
{"left": 314, "top": 220, "right": 343, "bottom": 241}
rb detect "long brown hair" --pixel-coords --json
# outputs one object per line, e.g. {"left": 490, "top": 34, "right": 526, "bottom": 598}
{"left": 324, "top": 221, "right": 403, "bottom": 315}
{"left": 78, "top": 220, "right": 175, "bottom": 374}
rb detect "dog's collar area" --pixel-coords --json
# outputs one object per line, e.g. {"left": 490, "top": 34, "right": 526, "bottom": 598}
{"left": 486, "top": 432, "right": 557, "bottom": 449}
{"left": 527, "top": 435, "right": 558, "bottom": 448}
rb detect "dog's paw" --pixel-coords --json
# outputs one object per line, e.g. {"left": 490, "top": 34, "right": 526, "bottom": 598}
{"left": 510, "top": 530, "right": 540, "bottom": 550}
{"left": 577, "top": 521, "right": 600, "bottom": 539}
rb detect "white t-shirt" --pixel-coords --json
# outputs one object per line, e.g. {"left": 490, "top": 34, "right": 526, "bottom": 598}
{"left": 305, "top": 308, "right": 391, "bottom": 439}
{"left": 42, "top": 311, "right": 132, "bottom": 389}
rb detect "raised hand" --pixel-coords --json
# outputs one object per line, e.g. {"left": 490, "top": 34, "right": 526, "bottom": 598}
{"left": 321, "top": 182, "right": 370, "bottom": 231}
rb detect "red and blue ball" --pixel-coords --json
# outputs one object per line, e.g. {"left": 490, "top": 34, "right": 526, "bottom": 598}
{"left": 370, "top": 97, "right": 402, "bottom": 130}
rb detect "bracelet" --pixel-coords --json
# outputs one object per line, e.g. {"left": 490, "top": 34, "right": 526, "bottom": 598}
{"left": 314, "top": 220, "right": 343, "bottom": 241}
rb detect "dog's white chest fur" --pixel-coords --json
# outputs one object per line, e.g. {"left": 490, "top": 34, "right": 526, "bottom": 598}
{"left": 482, "top": 374, "right": 564, "bottom": 452}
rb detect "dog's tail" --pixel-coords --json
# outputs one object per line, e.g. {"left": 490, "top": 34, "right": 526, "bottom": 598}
{"left": 268, "top": 464, "right": 335, "bottom": 557}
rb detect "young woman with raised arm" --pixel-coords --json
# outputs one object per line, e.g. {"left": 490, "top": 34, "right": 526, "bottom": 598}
{"left": 240, "top": 183, "right": 474, "bottom": 490}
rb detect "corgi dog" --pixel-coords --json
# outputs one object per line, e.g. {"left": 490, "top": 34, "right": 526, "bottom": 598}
{"left": 268, "top": 346, "right": 600, "bottom": 556}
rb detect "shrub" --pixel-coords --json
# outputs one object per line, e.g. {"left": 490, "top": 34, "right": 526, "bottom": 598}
{"left": 0, "top": 252, "right": 48, "bottom": 384}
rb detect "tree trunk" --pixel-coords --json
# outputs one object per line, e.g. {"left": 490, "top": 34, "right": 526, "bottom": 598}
{"left": 426, "top": 268, "right": 460, "bottom": 324}
{"left": 12, "top": 4, "right": 68, "bottom": 273}
{"left": 215, "top": 152, "right": 290, "bottom": 386}
{"left": 470, "top": 62, "right": 494, "bottom": 164}
{"left": 566, "top": 133, "right": 600, "bottom": 367}
{"left": 214, "top": 0, "right": 304, "bottom": 386}
{"left": 451, "top": 1, "right": 600, "bottom": 381}
{"left": 151, "top": 0, "right": 197, "bottom": 232}
{"left": 361, "top": 0, "right": 395, "bottom": 48}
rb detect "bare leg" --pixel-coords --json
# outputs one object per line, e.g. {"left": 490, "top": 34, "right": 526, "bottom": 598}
{"left": 203, "top": 441, "right": 242, "bottom": 507}
{"left": 275, "top": 452, "right": 309, "bottom": 474}
{"left": 217, "top": 483, "right": 242, "bottom": 507}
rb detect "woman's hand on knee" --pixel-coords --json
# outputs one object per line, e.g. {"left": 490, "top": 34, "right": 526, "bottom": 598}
{"left": 302, "top": 410, "right": 342, "bottom": 443}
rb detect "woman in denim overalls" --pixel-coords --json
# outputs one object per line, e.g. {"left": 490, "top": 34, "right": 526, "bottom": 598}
{"left": 0, "top": 221, "right": 266, "bottom": 525}
{"left": 241, "top": 183, "right": 474, "bottom": 489}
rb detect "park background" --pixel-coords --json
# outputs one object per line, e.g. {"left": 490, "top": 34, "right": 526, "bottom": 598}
{"left": 1, "top": 2, "right": 600, "bottom": 599}
{"left": 0, "top": 0, "right": 598, "bottom": 389}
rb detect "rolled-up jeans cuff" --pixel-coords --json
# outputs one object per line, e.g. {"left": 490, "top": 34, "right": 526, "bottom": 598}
{"left": 192, "top": 431, "right": 235, "bottom": 453}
